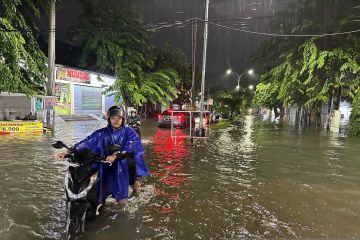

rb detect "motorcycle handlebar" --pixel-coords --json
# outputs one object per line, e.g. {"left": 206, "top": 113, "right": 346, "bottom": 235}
{"left": 58, "top": 144, "right": 130, "bottom": 167}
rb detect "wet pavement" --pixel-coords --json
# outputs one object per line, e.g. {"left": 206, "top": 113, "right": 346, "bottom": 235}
{"left": 1, "top": 116, "right": 360, "bottom": 239}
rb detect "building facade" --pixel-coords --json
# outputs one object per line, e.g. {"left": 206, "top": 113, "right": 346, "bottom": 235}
{"left": 54, "top": 65, "right": 119, "bottom": 116}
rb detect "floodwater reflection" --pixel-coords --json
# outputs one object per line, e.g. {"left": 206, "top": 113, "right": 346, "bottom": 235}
{"left": 149, "top": 129, "right": 191, "bottom": 213}
{"left": 1, "top": 119, "right": 360, "bottom": 239}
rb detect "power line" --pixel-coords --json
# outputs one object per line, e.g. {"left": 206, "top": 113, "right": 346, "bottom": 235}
{"left": 146, "top": 18, "right": 194, "bottom": 31}
{"left": 2, "top": 17, "right": 360, "bottom": 37}
{"left": 0, "top": 18, "right": 193, "bottom": 33}
{"left": 195, "top": 17, "right": 360, "bottom": 37}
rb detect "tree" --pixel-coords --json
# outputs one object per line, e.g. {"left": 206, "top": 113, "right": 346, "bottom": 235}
{"left": 71, "top": 0, "right": 179, "bottom": 107}
{"left": 0, "top": 0, "right": 47, "bottom": 95}
{"left": 214, "top": 89, "right": 244, "bottom": 118}
{"left": 105, "top": 69, "right": 179, "bottom": 107}
{"left": 253, "top": 0, "right": 360, "bottom": 126}
{"left": 153, "top": 44, "right": 201, "bottom": 109}
{"left": 253, "top": 82, "right": 282, "bottom": 117}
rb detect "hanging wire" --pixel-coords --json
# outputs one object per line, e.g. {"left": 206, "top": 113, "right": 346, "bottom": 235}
{"left": 2, "top": 16, "right": 360, "bottom": 37}
{"left": 195, "top": 17, "right": 360, "bottom": 37}
{"left": 146, "top": 18, "right": 194, "bottom": 31}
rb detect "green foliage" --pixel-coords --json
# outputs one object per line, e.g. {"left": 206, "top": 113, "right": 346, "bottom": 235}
{"left": 0, "top": 0, "right": 47, "bottom": 95}
{"left": 253, "top": 82, "right": 281, "bottom": 109}
{"left": 214, "top": 89, "right": 245, "bottom": 117}
{"left": 253, "top": 0, "right": 360, "bottom": 113}
{"left": 153, "top": 44, "right": 201, "bottom": 107}
{"left": 72, "top": 1, "right": 180, "bottom": 107}
{"left": 348, "top": 91, "right": 360, "bottom": 136}
{"left": 105, "top": 68, "right": 180, "bottom": 107}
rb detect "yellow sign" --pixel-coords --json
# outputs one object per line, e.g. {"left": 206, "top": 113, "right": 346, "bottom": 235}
{"left": 0, "top": 121, "right": 43, "bottom": 134}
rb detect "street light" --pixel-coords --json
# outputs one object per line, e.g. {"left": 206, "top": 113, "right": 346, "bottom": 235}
{"left": 226, "top": 69, "right": 254, "bottom": 90}
{"left": 248, "top": 85, "right": 254, "bottom": 90}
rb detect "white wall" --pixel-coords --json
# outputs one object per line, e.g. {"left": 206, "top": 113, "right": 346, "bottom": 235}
{"left": 340, "top": 100, "right": 352, "bottom": 130}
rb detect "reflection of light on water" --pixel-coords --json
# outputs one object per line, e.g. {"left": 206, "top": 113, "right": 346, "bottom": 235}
{"left": 240, "top": 115, "right": 255, "bottom": 153}
{"left": 216, "top": 115, "right": 256, "bottom": 156}
{"left": 150, "top": 129, "right": 191, "bottom": 213}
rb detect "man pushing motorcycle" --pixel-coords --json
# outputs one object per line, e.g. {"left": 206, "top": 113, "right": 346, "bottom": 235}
{"left": 58, "top": 105, "right": 147, "bottom": 201}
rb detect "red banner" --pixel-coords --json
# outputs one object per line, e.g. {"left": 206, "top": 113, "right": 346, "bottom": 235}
{"left": 57, "top": 67, "right": 90, "bottom": 84}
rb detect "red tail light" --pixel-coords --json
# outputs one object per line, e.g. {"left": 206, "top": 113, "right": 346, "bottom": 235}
{"left": 178, "top": 116, "right": 182, "bottom": 119}
{"left": 158, "top": 115, "right": 162, "bottom": 120}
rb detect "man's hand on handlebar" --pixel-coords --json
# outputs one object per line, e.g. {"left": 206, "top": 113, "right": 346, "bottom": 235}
{"left": 106, "top": 151, "right": 131, "bottom": 163}
{"left": 106, "top": 154, "right": 117, "bottom": 163}
{"left": 56, "top": 152, "right": 68, "bottom": 160}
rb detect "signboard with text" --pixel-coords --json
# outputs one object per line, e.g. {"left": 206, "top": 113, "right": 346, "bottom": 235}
{"left": 0, "top": 121, "right": 43, "bottom": 134}
{"left": 43, "top": 98, "right": 56, "bottom": 110}
{"left": 54, "top": 83, "right": 71, "bottom": 115}
{"left": 57, "top": 67, "right": 90, "bottom": 84}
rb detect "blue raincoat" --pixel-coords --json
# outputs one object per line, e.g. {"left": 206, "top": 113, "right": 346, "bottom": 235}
{"left": 74, "top": 124, "right": 147, "bottom": 202}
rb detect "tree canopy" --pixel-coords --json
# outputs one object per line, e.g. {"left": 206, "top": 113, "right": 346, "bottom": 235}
{"left": 0, "top": 0, "right": 47, "bottom": 95}
{"left": 71, "top": 0, "right": 180, "bottom": 107}
{"left": 253, "top": 0, "right": 360, "bottom": 131}
{"left": 153, "top": 44, "right": 201, "bottom": 108}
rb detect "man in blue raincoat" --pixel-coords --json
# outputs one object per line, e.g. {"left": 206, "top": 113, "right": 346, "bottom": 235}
{"left": 59, "top": 106, "right": 147, "bottom": 202}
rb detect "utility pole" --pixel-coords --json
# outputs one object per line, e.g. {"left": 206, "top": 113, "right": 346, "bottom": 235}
{"left": 197, "top": 0, "right": 209, "bottom": 136}
{"left": 190, "top": 18, "right": 198, "bottom": 109}
{"left": 47, "top": 0, "right": 56, "bottom": 96}
{"left": 46, "top": 0, "right": 56, "bottom": 132}
{"left": 207, "top": 86, "right": 210, "bottom": 111}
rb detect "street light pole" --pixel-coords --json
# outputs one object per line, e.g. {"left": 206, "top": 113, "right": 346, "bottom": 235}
{"left": 227, "top": 69, "right": 254, "bottom": 91}
{"left": 232, "top": 72, "right": 245, "bottom": 89}
{"left": 190, "top": 18, "right": 198, "bottom": 108}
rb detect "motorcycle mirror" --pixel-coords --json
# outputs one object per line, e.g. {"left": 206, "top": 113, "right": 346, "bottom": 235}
{"left": 52, "top": 141, "right": 69, "bottom": 149}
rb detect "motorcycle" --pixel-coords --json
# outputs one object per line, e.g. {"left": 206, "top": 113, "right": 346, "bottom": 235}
{"left": 129, "top": 124, "right": 141, "bottom": 139}
{"left": 52, "top": 141, "right": 122, "bottom": 240}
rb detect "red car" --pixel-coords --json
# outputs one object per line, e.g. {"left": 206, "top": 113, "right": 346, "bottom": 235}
{"left": 157, "top": 110, "right": 189, "bottom": 128}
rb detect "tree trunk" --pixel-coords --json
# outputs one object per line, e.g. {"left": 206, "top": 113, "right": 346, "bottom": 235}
{"left": 279, "top": 107, "right": 284, "bottom": 119}
{"left": 325, "top": 92, "right": 335, "bottom": 131}
{"left": 295, "top": 107, "right": 301, "bottom": 124}
{"left": 144, "top": 103, "right": 147, "bottom": 119}
{"left": 120, "top": 88, "right": 131, "bottom": 118}
{"left": 273, "top": 107, "right": 280, "bottom": 118}
{"left": 230, "top": 109, "right": 234, "bottom": 119}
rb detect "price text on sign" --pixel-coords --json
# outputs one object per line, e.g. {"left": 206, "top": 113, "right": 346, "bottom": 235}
{"left": 0, "top": 121, "right": 43, "bottom": 133}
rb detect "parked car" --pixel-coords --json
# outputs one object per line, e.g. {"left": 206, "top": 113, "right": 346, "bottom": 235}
{"left": 193, "top": 112, "right": 210, "bottom": 127}
{"left": 157, "top": 110, "right": 189, "bottom": 128}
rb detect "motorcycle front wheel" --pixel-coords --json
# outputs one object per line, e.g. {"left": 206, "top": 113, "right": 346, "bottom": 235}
{"left": 65, "top": 201, "right": 88, "bottom": 240}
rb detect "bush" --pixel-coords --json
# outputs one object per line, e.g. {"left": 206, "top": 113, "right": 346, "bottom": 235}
{"left": 348, "top": 91, "right": 360, "bottom": 136}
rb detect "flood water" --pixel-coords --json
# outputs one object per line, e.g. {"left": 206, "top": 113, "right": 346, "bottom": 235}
{"left": 0, "top": 116, "right": 360, "bottom": 239}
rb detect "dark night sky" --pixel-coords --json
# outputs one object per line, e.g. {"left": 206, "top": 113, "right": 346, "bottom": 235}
{"left": 48, "top": 0, "right": 294, "bottom": 89}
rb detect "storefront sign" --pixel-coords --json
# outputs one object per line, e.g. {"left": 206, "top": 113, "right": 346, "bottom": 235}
{"left": 0, "top": 121, "right": 43, "bottom": 134}
{"left": 44, "top": 98, "right": 56, "bottom": 110}
{"left": 54, "top": 83, "right": 71, "bottom": 115}
{"left": 57, "top": 67, "right": 90, "bottom": 84}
